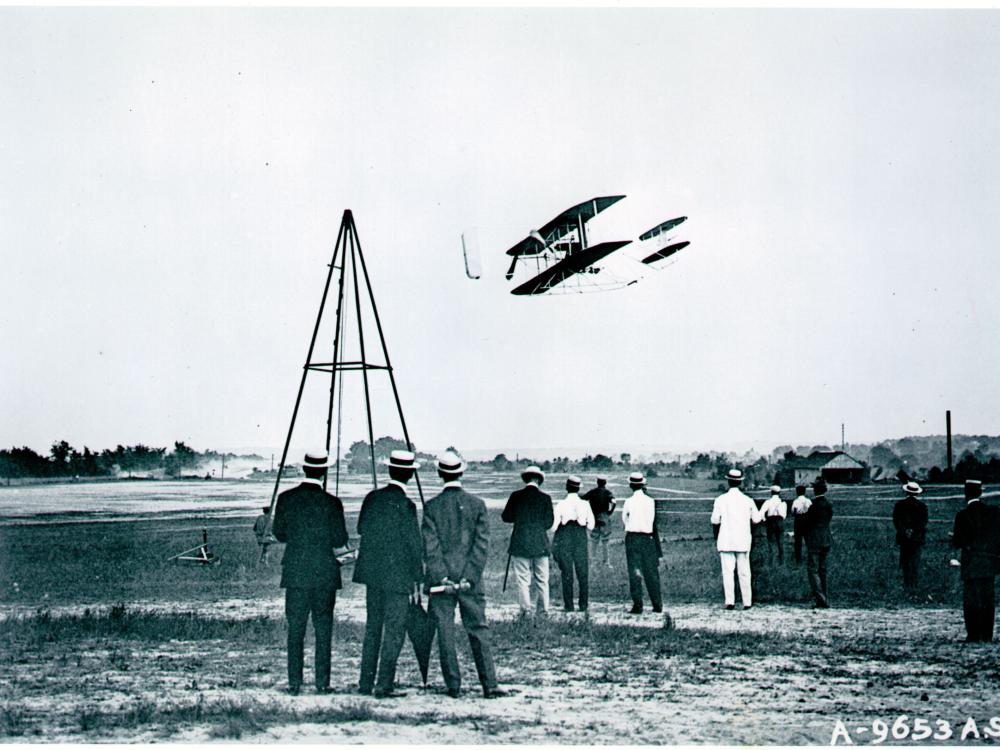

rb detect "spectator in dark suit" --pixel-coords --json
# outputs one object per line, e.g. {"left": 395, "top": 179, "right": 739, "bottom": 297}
{"left": 583, "top": 475, "right": 615, "bottom": 567}
{"left": 951, "top": 479, "right": 998, "bottom": 642}
{"left": 501, "top": 466, "right": 554, "bottom": 617}
{"left": 790, "top": 485, "right": 811, "bottom": 565}
{"left": 353, "top": 450, "right": 424, "bottom": 698}
{"left": 802, "top": 478, "right": 833, "bottom": 608}
{"left": 272, "top": 452, "right": 349, "bottom": 695}
{"left": 893, "top": 481, "right": 929, "bottom": 591}
{"left": 423, "top": 453, "right": 505, "bottom": 698}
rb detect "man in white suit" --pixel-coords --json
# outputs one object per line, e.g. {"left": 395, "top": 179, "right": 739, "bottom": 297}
{"left": 710, "top": 468, "right": 764, "bottom": 610}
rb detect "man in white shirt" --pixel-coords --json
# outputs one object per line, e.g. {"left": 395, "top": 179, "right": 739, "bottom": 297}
{"left": 761, "top": 485, "right": 788, "bottom": 565}
{"left": 790, "top": 485, "right": 811, "bottom": 565}
{"left": 551, "top": 475, "right": 596, "bottom": 611}
{"left": 622, "top": 472, "right": 663, "bottom": 614}
{"left": 710, "top": 468, "right": 764, "bottom": 610}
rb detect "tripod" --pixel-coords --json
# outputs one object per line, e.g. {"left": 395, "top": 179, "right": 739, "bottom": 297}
{"left": 265, "top": 209, "right": 424, "bottom": 525}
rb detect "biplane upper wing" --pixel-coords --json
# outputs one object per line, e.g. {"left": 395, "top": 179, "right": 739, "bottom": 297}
{"left": 505, "top": 195, "right": 627, "bottom": 258}
{"left": 511, "top": 240, "right": 631, "bottom": 295}
{"left": 639, "top": 216, "right": 687, "bottom": 241}
{"left": 641, "top": 241, "right": 690, "bottom": 265}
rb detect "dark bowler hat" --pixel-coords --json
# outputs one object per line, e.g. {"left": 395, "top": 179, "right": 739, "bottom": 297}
{"left": 521, "top": 465, "right": 545, "bottom": 483}
{"left": 303, "top": 451, "right": 333, "bottom": 469}
{"left": 261, "top": 506, "right": 270, "bottom": 514}
{"left": 437, "top": 452, "right": 466, "bottom": 475}
{"left": 813, "top": 478, "right": 828, "bottom": 495}
{"left": 566, "top": 475, "right": 581, "bottom": 491}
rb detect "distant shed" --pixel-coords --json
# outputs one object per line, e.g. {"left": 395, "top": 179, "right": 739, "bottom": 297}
{"left": 779, "top": 451, "right": 866, "bottom": 486}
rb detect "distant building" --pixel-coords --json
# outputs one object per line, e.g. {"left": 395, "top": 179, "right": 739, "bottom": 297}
{"left": 778, "top": 451, "right": 866, "bottom": 486}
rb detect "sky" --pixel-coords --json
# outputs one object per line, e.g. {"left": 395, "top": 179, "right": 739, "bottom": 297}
{"left": 2, "top": 8, "right": 1000, "bottom": 459}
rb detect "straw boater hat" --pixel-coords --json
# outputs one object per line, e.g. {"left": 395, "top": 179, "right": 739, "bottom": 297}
{"left": 436, "top": 452, "right": 466, "bottom": 475}
{"left": 903, "top": 481, "right": 923, "bottom": 496}
{"left": 303, "top": 451, "right": 334, "bottom": 469}
{"left": 965, "top": 479, "right": 982, "bottom": 488}
{"left": 383, "top": 449, "right": 421, "bottom": 470}
{"left": 770, "top": 485, "right": 781, "bottom": 494}
{"left": 726, "top": 468, "right": 743, "bottom": 482}
{"left": 521, "top": 465, "right": 544, "bottom": 483}
{"left": 566, "top": 475, "right": 581, "bottom": 491}
{"left": 596, "top": 474, "right": 608, "bottom": 482}
{"left": 628, "top": 471, "right": 646, "bottom": 486}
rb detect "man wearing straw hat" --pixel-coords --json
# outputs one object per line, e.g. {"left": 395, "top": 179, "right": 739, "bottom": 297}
{"left": 353, "top": 449, "right": 424, "bottom": 698}
{"left": 893, "top": 480, "right": 928, "bottom": 591}
{"left": 710, "top": 468, "right": 763, "bottom": 610}
{"left": 951, "top": 479, "right": 998, "bottom": 642}
{"left": 622, "top": 471, "right": 663, "bottom": 614}
{"left": 422, "top": 453, "right": 505, "bottom": 698}
{"left": 551, "top": 475, "right": 596, "bottom": 612}
{"left": 501, "top": 465, "right": 555, "bottom": 617}
{"left": 272, "top": 451, "right": 349, "bottom": 695}
{"left": 803, "top": 477, "right": 834, "bottom": 608}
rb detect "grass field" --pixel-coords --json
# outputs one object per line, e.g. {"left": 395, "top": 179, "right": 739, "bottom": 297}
{"left": 0, "top": 474, "right": 997, "bottom": 743}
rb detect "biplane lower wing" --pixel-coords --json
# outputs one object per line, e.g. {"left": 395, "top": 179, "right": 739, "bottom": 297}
{"left": 641, "top": 241, "right": 690, "bottom": 265}
{"left": 511, "top": 240, "right": 631, "bottom": 295}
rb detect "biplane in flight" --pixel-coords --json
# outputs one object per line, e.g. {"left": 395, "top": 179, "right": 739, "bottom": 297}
{"left": 501, "top": 195, "right": 691, "bottom": 295}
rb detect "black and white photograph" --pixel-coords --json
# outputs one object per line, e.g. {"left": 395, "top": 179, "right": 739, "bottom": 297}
{"left": 2, "top": 5, "right": 999, "bottom": 745}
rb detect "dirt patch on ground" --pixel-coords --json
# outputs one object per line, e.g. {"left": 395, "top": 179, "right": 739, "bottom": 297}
{"left": 2, "top": 594, "right": 997, "bottom": 744}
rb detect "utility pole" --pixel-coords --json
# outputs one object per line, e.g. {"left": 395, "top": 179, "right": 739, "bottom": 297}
{"left": 221, "top": 453, "right": 226, "bottom": 480}
{"left": 946, "top": 410, "right": 953, "bottom": 473}
{"left": 841, "top": 423, "right": 845, "bottom": 452}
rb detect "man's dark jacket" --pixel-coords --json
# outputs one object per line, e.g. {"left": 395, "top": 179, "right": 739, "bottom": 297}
{"left": 352, "top": 483, "right": 424, "bottom": 593}
{"left": 952, "top": 501, "right": 1000, "bottom": 579}
{"left": 422, "top": 486, "right": 489, "bottom": 591}
{"left": 893, "top": 495, "right": 929, "bottom": 546}
{"left": 802, "top": 494, "right": 833, "bottom": 549}
{"left": 583, "top": 486, "right": 615, "bottom": 516}
{"left": 272, "top": 481, "right": 349, "bottom": 590}
{"left": 501, "top": 484, "right": 554, "bottom": 558}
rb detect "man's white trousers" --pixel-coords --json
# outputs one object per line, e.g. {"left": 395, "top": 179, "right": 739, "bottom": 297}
{"left": 719, "top": 551, "right": 752, "bottom": 607}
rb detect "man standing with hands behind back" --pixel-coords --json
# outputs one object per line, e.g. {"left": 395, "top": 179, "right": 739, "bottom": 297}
{"left": 893, "top": 481, "right": 929, "bottom": 591}
{"left": 272, "top": 451, "right": 349, "bottom": 695}
{"left": 353, "top": 450, "right": 424, "bottom": 698}
{"left": 422, "top": 452, "right": 505, "bottom": 698}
